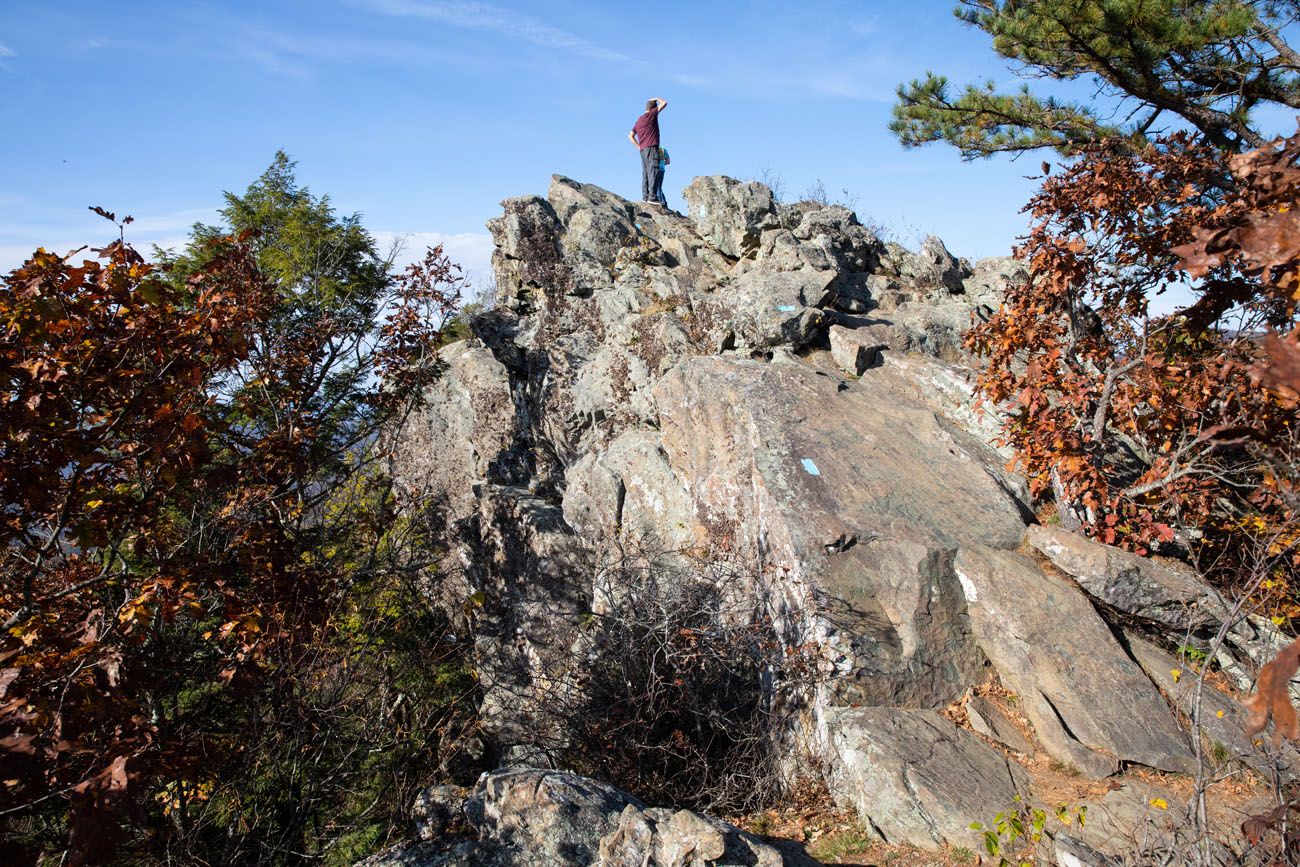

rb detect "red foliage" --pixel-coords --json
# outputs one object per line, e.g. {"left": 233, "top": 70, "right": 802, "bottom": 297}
{"left": 1173, "top": 126, "right": 1300, "bottom": 408}
{"left": 1, "top": 226, "right": 462, "bottom": 862}
{"left": 1, "top": 231, "right": 272, "bottom": 863}
{"left": 376, "top": 245, "right": 465, "bottom": 403}
{"left": 1243, "top": 636, "right": 1300, "bottom": 748}
{"left": 967, "top": 132, "right": 1297, "bottom": 597}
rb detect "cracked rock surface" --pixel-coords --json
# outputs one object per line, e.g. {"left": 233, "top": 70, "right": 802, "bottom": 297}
{"left": 359, "top": 769, "right": 814, "bottom": 867}
{"left": 821, "top": 707, "right": 1030, "bottom": 847}
{"left": 378, "top": 175, "right": 1272, "bottom": 861}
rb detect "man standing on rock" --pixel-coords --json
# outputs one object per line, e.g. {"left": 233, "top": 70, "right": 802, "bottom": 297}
{"left": 628, "top": 97, "right": 668, "bottom": 205}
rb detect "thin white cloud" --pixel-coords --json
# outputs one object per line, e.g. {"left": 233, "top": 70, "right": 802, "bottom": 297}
{"left": 848, "top": 16, "right": 880, "bottom": 36}
{"left": 0, "top": 207, "right": 218, "bottom": 242}
{"left": 229, "top": 21, "right": 477, "bottom": 78}
{"left": 0, "top": 42, "right": 14, "bottom": 58}
{"left": 125, "top": 207, "right": 218, "bottom": 234}
{"left": 358, "top": 0, "right": 630, "bottom": 63}
{"left": 245, "top": 27, "right": 429, "bottom": 67}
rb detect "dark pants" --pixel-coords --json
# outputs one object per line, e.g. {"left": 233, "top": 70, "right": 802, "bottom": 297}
{"left": 640, "top": 146, "right": 662, "bottom": 202}
{"left": 653, "top": 162, "right": 667, "bottom": 205}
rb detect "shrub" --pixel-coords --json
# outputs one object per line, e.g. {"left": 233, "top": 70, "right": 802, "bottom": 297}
{"left": 526, "top": 545, "right": 810, "bottom": 814}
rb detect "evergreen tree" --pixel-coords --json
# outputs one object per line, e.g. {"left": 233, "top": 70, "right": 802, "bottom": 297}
{"left": 173, "top": 151, "right": 395, "bottom": 483}
{"left": 892, "top": 0, "right": 1300, "bottom": 158}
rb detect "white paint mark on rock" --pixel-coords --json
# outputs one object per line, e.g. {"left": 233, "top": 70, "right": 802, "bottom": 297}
{"left": 954, "top": 566, "right": 979, "bottom": 603}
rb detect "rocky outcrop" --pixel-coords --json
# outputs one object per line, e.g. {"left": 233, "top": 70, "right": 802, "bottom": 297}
{"left": 652, "top": 355, "right": 1026, "bottom": 707}
{"left": 1124, "top": 634, "right": 1300, "bottom": 781}
{"left": 965, "top": 695, "right": 1034, "bottom": 756}
{"left": 360, "top": 769, "right": 814, "bottom": 867}
{"left": 389, "top": 175, "right": 1267, "bottom": 862}
{"left": 821, "top": 707, "right": 1029, "bottom": 847}
{"left": 955, "top": 545, "right": 1195, "bottom": 778}
{"left": 1024, "top": 524, "right": 1290, "bottom": 695}
{"left": 1026, "top": 524, "right": 1234, "bottom": 634}
{"left": 683, "top": 176, "right": 781, "bottom": 260}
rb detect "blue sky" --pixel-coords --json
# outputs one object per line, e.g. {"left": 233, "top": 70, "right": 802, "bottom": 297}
{"left": 0, "top": 1, "right": 1123, "bottom": 290}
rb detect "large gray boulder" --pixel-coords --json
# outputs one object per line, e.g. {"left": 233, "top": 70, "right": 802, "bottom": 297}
{"left": 358, "top": 769, "right": 814, "bottom": 867}
{"left": 682, "top": 176, "right": 779, "bottom": 259}
{"left": 562, "top": 429, "right": 695, "bottom": 550}
{"left": 1024, "top": 524, "right": 1287, "bottom": 706}
{"left": 546, "top": 177, "right": 644, "bottom": 282}
{"left": 821, "top": 707, "right": 1029, "bottom": 848}
{"left": 789, "top": 204, "right": 883, "bottom": 273}
{"left": 954, "top": 545, "right": 1195, "bottom": 778}
{"left": 359, "top": 769, "right": 634, "bottom": 866}
{"left": 896, "top": 235, "right": 968, "bottom": 293}
{"left": 393, "top": 341, "right": 520, "bottom": 521}
{"left": 487, "top": 195, "right": 569, "bottom": 306}
{"left": 827, "top": 323, "right": 882, "bottom": 376}
{"left": 826, "top": 302, "right": 982, "bottom": 365}
{"left": 653, "top": 357, "right": 1027, "bottom": 706}
{"left": 549, "top": 175, "right": 636, "bottom": 226}
{"left": 1026, "top": 524, "right": 1234, "bottom": 634}
{"left": 962, "top": 255, "right": 1027, "bottom": 306}
{"left": 874, "top": 301, "right": 978, "bottom": 362}
{"left": 1124, "top": 633, "right": 1299, "bottom": 780}
{"left": 710, "top": 268, "right": 836, "bottom": 351}
{"left": 653, "top": 356, "right": 1028, "bottom": 554}
{"left": 814, "top": 527, "right": 987, "bottom": 707}
{"left": 597, "top": 803, "right": 812, "bottom": 867}
{"left": 873, "top": 353, "right": 1008, "bottom": 454}
{"left": 754, "top": 227, "right": 812, "bottom": 273}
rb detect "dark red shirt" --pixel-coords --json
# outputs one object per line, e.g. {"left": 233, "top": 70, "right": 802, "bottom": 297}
{"left": 631, "top": 107, "right": 661, "bottom": 148}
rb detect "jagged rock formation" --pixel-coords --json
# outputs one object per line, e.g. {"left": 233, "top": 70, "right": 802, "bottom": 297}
{"left": 387, "top": 175, "right": 1285, "bottom": 863}
{"left": 359, "top": 769, "right": 815, "bottom": 866}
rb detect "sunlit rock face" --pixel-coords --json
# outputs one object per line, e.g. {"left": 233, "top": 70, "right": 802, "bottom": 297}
{"left": 390, "top": 175, "right": 1264, "bottom": 855}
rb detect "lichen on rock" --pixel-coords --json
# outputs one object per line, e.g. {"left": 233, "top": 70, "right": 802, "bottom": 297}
{"left": 380, "top": 174, "right": 1269, "bottom": 864}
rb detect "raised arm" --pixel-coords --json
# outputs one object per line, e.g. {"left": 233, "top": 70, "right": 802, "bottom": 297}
{"left": 653, "top": 97, "right": 668, "bottom": 111}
